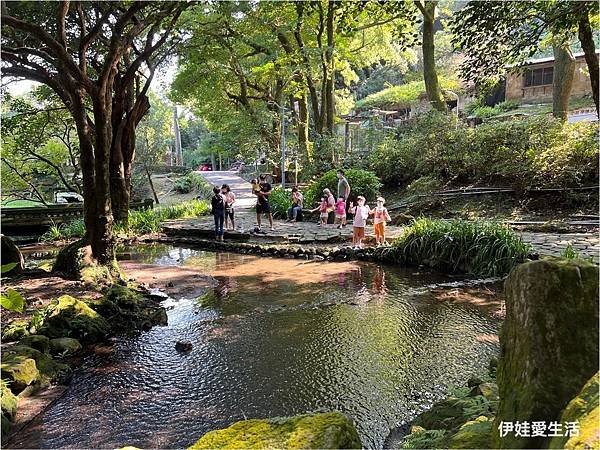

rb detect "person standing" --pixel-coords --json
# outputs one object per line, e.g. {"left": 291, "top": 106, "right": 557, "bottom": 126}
{"left": 323, "top": 188, "right": 336, "bottom": 224}
{"left": 369, "top": 196, "right": 392, "bottom": 246}
{"left": 337, "top": 169, "right": 351, "bottom": 202}
{"left": 349, "top": 196, "right": 370, "bottom": 249}
{"left": 256, "top": 174, "right": 274, "bottom": 231}
{"left": 287, "top": 187, "right": 304, "bottom": 222}
{"left": 221, "top": 184, "right": 236, "bottom": 230}
{"left": 211, "top": 186, "right": 226, "bottom": 241}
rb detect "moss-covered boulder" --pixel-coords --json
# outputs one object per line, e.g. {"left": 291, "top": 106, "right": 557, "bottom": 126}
{"left": 413, "top": 395, "right": 496, "bottom": 431}
{"left": 18, "top": 335, "right": 50, "bottom": 354}
{"left": 1, "top": 319, "right": 30, "bottom": 342}
{"left": 549, "top": 371, "right": 599, "bottom": 450}
{"left": 494, "top": 258, "right": 599, "bottom": 449}
{"left": 1, "top": 345, "right": 68, "bottom": 390}
{"left": 448, "top": 415, "right": 493, "bottom": 449}
{"left": 1, "top": 382, "right": 18, "bottom": 435}
{"left": 1, "top": 234, "right": 24, "bottom": 276}
{"left": 49, "top": 337, "right": 82, "bottom": 355}
{"left": 188, "top": 412, "right": 362, "bottom": 449}
{"left": 401, "top": 429, "right": 448, "bottom": 449}
{"left": 53, "top": 239, "right": 122, "bottom": 285}
{"left": 38, "top": 295, "right": 110, "bottom": 344}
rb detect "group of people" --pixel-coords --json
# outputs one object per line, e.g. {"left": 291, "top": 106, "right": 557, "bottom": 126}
{"left": 210, "top": 169, "right": 392, "bottom": 248}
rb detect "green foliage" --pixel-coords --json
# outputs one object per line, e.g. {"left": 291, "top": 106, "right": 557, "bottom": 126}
{"left": 355, "top": 77, "right": 461, "bottom": 110}
{"left": 269, "top": 187, "right": 293, "bottom": 219}
{"left": 401, "top": 429, "right": 448, "bottom": 449}
{"left": 41, "top": 219, "right": 85, "bottom": 242}
{"left": 380, "top": 218, "right": 531, "bottom": 277}
{"left": 370, "top": 112, "right": 599, "bottom": 189}
{"left": 0, "top": 289, "right": 25, "bottom": 313}
{"left": 305, "top": 169, "right": 382, "bottom": 207}
{"left": 561, "top": 244, "right": 580, "bottom": 259}
{"left": 173, "top": 171, "right": 213, "bottom": 197}
{"left": 466, "top": 100, "right": 520, "bottom": 118}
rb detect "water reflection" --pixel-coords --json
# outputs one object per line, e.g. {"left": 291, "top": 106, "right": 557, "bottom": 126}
{"left": 9, "top": 244, "right": 500, "bottom": 449}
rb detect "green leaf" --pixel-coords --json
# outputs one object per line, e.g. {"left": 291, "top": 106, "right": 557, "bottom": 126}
{"left": 0, "top": 263, "right": 17, "bottom": 274}
{"left": 1, "top": 288, "right": 25, "bottom": 312}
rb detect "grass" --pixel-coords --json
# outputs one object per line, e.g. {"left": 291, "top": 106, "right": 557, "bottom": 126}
{"left": 1, "top": 199, "right": 45, "bottom": 208}
{"left": 380, "top": 218, "right": 532, "bottom": 277}
{"left": 41, "top": 199, "right": 210, "bottom": 242}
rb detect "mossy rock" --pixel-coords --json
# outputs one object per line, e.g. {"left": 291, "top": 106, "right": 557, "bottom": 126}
{"left": 1, "top": 235, "right": 24, "bottom": 276}
{"left": 2, "top": 345, "right": 69, "bottom": 389}
{"left": 400, "top": 429, "right": 448, "bottom": 449}
{"left": 196, "top": 291, "right": 219, "bottom": 308}
{"left": 448, "top": 415, "right": 493, "bottom": 449}
{"left": 53, "top": 239, "right": 122, "bottom": 285}
{"left": 494, "top": 259, "right": 599, "bottom": 449}
{"left": 189, "top": 412, "right": 362, "bottom": 449}
{"left": 1, "top": 382, "right": 17, "bottom": 435}
{"left": 38, "top": 295, "right": 110, "bottom": 344}
{"left": 17, "top": 335, "right": 50, "bottom": 354}
{"left": 413, "top": 395, "right": 496, "bottom": 431}
{"left": 549, "top": 371, "right": 599, "bottom": 450}
{"left": 104, "top": 284, "right": 143, "bottom": 309}
{"left": 1, "top": 320, "right": 31, "bottom": 342}
{"left": 49, "top": 337, "right": 82, "bottom": 355}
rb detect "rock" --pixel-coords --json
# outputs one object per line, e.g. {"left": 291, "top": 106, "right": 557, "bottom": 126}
{"left": 188, "top": 412, "right": 361, "bottom": 449}
{"left": 1, "top": 355, "right": 39, "bottom": 390}
{"left": 467, "top": 377, "right": 484, "bottom": 388}
{"left": 52, "top": 239, "right": 121, "bottom": 285}
{"left": 1, "top": 345, "right": 69, "bottom": 391}
{"left": 549, "top": 371, "right": 599, "bottom": 450}
{"left": 1, "top": 382, "right": 18, "bottom": 435}
{"left": 18, "top": 335, "right": 50, "bottom": 354}
{"left": 476, "top": 383, "right": 499, "bottom": 402}
{"left": 1, "top": 235, "right": 24, "bottom": 275}
{"left": 38, "top": 295, "right": 110, "bottom": 344}
{"left": 49, "top": 337, "right": 82, "bottom": 355}
{"left": 175, "top": 341, "right": 192, "bottom": 352}
{"left": 400, "top": 429, "right": 448, "bottom": 449}
{"left": 2, "top": 320, "right": 30, "bottom": 342}
{"left": 414, "top": 395, "right": 496, "bottom": 431}
{"left": 448, "top": 415, "right": 493, "bottom": 449}
{"left": 494, "top": 259, "right": 599, "bottom": 449}
{"left": 104, "top": 284, "right": 143, "bottom": 309}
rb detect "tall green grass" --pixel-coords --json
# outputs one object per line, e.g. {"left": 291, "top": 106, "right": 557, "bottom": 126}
{"left": 41, "top": 199, "right": 210, "bottom": 241}
{"left": 380, "top": 218, "right": 531, "bottom": 277}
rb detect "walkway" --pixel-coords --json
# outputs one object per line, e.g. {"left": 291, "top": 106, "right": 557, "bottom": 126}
{"left": 165, "top": 171, "right": 599, "bottom": 260}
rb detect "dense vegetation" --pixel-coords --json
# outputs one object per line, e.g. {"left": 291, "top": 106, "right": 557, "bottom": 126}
{"left": 370, "top": 112, "right": 599, "bottom": 189}
{"left": 305, "top": 169, "right": 382, "bottom": 207}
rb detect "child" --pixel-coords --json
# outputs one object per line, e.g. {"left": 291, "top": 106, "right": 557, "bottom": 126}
{"left": 334, "top": 197, "right": 347, "bottom": 229}
{"left": 309, "top": 197, "right": 329, "bottom": 227}
{"left": 211, "top": 186, "right": 226, "bottom": 241}
{"left": 370, "top": 196, "right": 392, "bottom": 245}
{"left": 250, "top": 178, "right": 261, "bottom": 197}
{"left": 349, "top": 196, "right": 370, "bottom": 249}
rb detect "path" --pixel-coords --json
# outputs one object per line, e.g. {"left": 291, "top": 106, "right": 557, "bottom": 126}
{"left": 167, "top": 171, "right": 599, "bottom": 260}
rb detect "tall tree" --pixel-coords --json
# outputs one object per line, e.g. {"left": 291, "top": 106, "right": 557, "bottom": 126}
{"left": 1, "top": 1, "right": 187, "bottom": 264}
{"left": 552, "top": 38, "right": 576, "bottom": 121}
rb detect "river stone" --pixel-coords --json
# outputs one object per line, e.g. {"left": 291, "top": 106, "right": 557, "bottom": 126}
{"left": 2, "top": 345, "right": 69, "bottom": 385}
{"left": 1, "top": 319, "right": 30, "bottom": 342}
{"left": 549, "top": 371, "right": 599, "bottom": 450}
{"left": 49, "top": 337, "right": 82, "bottom": 355}
{"left": 413, "top": 395, "right": 496, "bottom": 431}
{"left": 39, "top": 295, "right": 110, "bottom": 344}
{"left": 175, "top": 341, "right": 192, "bottom": 352}
{"left": 1, "top": 382, "right": 18, "bottom": 435}
{"left": 448, "top": 415, "right": 493, "bottom": 449}
{"left": 18, "top": 335, "right": 50, "bottom": 353}
{"left": 188, "top": 412, "right": 362, "bottom": 449}
{"left": 494, "top": 259, "right": 599, "bottom": 449}
{"left": 1, "top": 355, "right": 39, "bottom": 390}
{"left": 1, "top": 235, "right": 24, "bottom": 275}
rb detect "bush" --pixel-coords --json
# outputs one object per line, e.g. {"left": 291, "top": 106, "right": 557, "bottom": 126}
{"left": 41, "top": 219, "right": 86, "bottom": 242}
{"left": 380, "top": 218, "right": 531, "bottom": 277}
{"left": 173, "top": 172, "right": 213, "bottom": 197}
{"left": 369, "top": 112, "right": 599, "bottom": 189}
{"left": 269, "top": 186, "right": 293, "bottom": 219}
{"left": 305, "top": 169, "right": 382, "bottom": 207}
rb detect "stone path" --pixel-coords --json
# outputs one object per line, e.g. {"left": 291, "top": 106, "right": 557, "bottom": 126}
{"left": 170, "top": 171, "right": 599, "bottom": 261}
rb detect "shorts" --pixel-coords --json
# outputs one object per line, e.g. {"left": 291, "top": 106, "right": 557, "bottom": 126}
{"left": 320, "top": 212, "right": 329, "bottom": 219}
{"left": 374, "top": 222, "right": 385, "bottom": 238}
{"left": 256, "top": 201, "right": 271, "bottom": 214}
{"left": 226, "top": 207, "right": 234, "bottom": 220}
{"left": 335, "top": 214, "right": 346, "bottom": 220}
{"left": 353, "top": 226, "right": 365, "bottom": 239}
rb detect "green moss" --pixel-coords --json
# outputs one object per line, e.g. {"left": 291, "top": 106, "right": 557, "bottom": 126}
{"left": 49, "top": 337, "right": 82, "bottom": 355}
{"left": 448, "top": 416, "right": 493, "bottom": 449}
{"left": 401, "top": 429, "right": 448, "bottom": 449}
{"left": 189, "top": 412, "right": 362, "bottom": 449}
{"left": 1, "top": 381, "right": 17, "bottom": 435}
{"left": 196, "top": 291, "right": 219, "bottom": 308}
{"left": 104, "top": 284, "right": 143, "bottom": 309}
{"left": 17, "top": 335, "right": 50, "bottom": 353}
{"left": 1, "top": 320, "right": 30, "bottom": 342}
{"left": 2, "top": 345, "right": 69, "bottom": 387}
{"left": 414, "top": 395, "right": 496, "bottom": 431}
{"left": 1, "top": 356, "right": 38, "bottom": 389}
{"left": 549, "top": 371, "right": 599, "bottom": 450}
{"left": 39, "top": 295, "right": 110, "bottom": 344}
{"left": 53, "top": 239, "right": 123, "bottom": 286}
{"left": 495, "top": 259, "right": 599, "bottom": 449}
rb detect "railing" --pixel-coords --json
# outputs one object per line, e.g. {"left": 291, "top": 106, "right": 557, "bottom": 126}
{"left": 1, "top": 199, "right": 154, "bottom": 228}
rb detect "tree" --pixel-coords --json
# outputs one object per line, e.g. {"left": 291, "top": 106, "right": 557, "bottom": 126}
{"left": 451, "top": 0, "right": 599, "bottom": 115}
{"left": 552, "top": 38, "right": 576, "bottom": 120}
{"left": 2, "top": 1, "right": 188, "bottom": 264}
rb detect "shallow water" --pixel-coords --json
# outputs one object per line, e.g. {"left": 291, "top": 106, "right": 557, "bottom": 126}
{"left": 11, "top": 244, "right": 500, "bottom": 449}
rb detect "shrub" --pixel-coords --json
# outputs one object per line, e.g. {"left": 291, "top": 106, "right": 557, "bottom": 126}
{"left": 269, "top": 186, "right": 293, "bottom": 219}
{"left": 41, "top": 219, "right": 85, "bottom": 242}
{"left": 380, "top": 218, "right": 531, "bottom": 277}
{"left": 173, "top": 172, "right": 213, "bottom": 197}
{"left": 305, "top": 169, "right": 381, "bottom": 207}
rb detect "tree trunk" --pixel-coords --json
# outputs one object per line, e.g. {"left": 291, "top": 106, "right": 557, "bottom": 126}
{"left": 420, "top": 1, "right": 446, "bottom": 112}
{"left": 552, "top": 39, "right": 576, "bottom": 121}
{"left": 297, "top": 91, "right": 312, "bottom": 162}
{"left": 578, "top": 12, "right": 599, "bottom": 116}
{"left": 145, "top": 166, "right": 160, "bottom": 204}
{"left": 325, "top": 0, "right": 336, "bottom": 133}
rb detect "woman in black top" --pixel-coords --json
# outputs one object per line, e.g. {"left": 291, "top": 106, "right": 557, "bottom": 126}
{"left": 211, "top": 186, "right": 226, "bottom": 241}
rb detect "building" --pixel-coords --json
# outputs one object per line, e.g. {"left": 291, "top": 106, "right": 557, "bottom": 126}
{"left": 505, "top": 52, "right": 596, "bottom": 104}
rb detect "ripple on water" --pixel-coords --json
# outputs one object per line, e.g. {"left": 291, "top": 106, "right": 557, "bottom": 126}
{"left": 9, "top": 245, "right": 500, "bottom": 450}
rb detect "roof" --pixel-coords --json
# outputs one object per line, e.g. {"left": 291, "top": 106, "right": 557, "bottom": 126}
{"left": 507, "top": 50, "right": 600, "bottom": 68}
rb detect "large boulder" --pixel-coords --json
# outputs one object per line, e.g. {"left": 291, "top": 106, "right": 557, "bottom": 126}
{"left": 49, "top": 337, "right": 82, "bottom": 355}
{"left": 18, "top": 335, "right": 50, "bottom": 354}
{"left": 494, "top": 259, "right": 599, "bottom": 449}
{"left": 1, "top": 235, "right": 24, "bottom": 276}
{"left": 38, "top": 295, "right": 110, "bottom": 344}
{"left": 549, "top": 371, "right": 599, "bottom": 450}
{"left": 447, "top": 416, "right": 493, "bottom": 449}
{"left": 1, "top": 345, "right": 68, "bottom": 390}
{"left": 413, "top": 395, "right": 496, "bottom": 431}
{"left": 188, "top": 412, "right": 362, "bottom": 449}
{"left": 1, "top": 382, "right": 18, "bottom": 435}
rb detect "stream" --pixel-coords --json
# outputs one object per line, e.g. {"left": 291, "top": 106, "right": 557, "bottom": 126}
{"left": 11, "top": 244, "right": 500, "bottom": 449}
